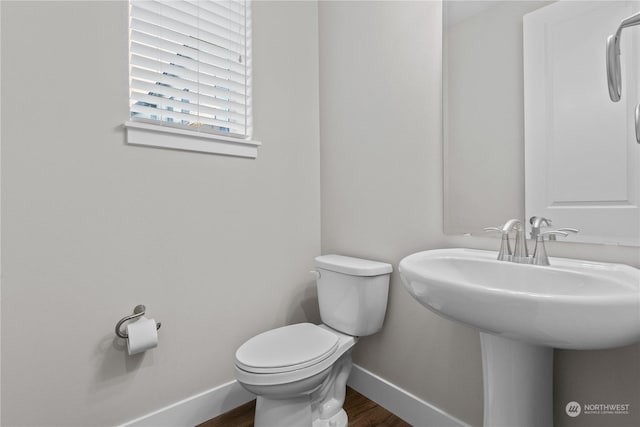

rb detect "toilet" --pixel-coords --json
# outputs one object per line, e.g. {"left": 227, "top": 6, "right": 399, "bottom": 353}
{"left": 234, "top": 254, "right": 392, "bottom": 427}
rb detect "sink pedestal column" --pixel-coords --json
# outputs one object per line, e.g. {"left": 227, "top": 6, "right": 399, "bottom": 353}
{"left": 480, "top": 333, "right": 553, "bottom": 427}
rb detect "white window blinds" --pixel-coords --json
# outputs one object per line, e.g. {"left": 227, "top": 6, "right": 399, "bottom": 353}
{"left": 129, "top": 0, "right": 252, "bottom": 140}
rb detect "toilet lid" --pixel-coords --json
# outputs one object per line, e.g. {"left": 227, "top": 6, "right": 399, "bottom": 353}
{"left": 235, "top": 323, "right": 339, "bottom": 374}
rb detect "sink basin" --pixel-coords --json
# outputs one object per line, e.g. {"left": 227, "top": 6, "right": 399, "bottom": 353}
{"left": 399, "top": 248, "right": 640, "bottom": 350}
{"left": 399, "top": 248, "right": 640, "bottom": 427}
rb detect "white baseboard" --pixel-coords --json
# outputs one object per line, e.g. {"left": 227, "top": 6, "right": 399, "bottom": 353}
{"left": 347, "top": 364, "right": 472, "bottom": 427}
{"left": 118, "top": 380, "right": 255, "bottom": 427}
{"left": 118, "top": 364, "right": 470, "bottom": 427}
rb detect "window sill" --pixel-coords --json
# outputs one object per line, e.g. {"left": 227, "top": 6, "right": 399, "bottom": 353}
{"left": 124, "top": 121, "right": 261, "bottom": 158}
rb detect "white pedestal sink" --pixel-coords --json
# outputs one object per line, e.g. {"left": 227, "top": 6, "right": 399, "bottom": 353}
{"left": 399, "top": 248, "right": 640, "bottom": 427}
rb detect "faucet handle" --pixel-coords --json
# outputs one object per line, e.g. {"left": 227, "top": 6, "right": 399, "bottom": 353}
{"left": 531, "top": 230, "right": 568, "bottom": 266}
{"left": 546, "top": 228, "right": 578, "bottom": 241}
{"left": 484, "top": 227, "right": 501, "bottom": 233}
{"left": 555, "top": 227, "right": 579, "bottom": 234}
{"left": 485, "top": 226, "right": 512, "bottom": 261}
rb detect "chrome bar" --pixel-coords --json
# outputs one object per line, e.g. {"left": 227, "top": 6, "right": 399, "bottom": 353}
{"left": 115, "top": 305, "right": 161, "bottom": 339}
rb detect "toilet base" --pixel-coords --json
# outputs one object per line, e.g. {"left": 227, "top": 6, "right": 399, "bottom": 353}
{"left": 251, "top": 347, "right": 353, "bottom": 427}
{"left": 252, "top": 387, "right": 349, "bottom": 427}
{"left": 255, "top": 395, "right": 313, "bottom": 427}
{"left": 312, "top": 409, "right": 347, "bottom": 427}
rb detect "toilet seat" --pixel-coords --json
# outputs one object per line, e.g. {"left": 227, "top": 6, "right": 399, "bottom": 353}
{"left": 235, "top": 323, "right": 339, "bottom": 374}
{"left": 235, "top": 324, "right": 356, "bottom": 387}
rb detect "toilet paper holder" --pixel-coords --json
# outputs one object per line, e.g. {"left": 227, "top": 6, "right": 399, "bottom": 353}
{"left": 115, "top": 304, "right": 161, "bottom": 339}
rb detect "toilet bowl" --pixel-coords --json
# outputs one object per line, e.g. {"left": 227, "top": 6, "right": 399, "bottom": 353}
{"left": 235, "top": 255, "right": 392, "bottom": 427}
{"left": 235, "top": 323, "right": 356, "bottom": 427}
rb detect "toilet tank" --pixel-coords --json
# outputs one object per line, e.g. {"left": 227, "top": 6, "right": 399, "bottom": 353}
{"left": 315, "top": 255, "right": 392, "bottom": 336}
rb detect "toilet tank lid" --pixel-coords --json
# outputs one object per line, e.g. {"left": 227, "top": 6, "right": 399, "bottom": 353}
{"left": 315, "top": 254, "right": 392, "bottom": 276}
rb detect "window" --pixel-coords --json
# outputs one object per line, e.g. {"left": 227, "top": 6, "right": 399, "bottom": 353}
{"left": 126, "top": 0, "right": 259, "bottom": 158}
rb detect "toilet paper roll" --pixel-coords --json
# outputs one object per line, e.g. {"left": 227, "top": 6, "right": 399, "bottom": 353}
{"left": 126, "top": 316, "right": 158, "bottom": 356}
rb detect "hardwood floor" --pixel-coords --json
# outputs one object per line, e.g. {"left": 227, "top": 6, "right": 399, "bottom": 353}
{"left": 197, "top": 387, "right": 411, "bottom": 427}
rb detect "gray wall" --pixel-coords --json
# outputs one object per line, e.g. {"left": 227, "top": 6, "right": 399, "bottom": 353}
{"left": 1, "top": 1, "right": 639, "bottom": 427}
{"left": 319, "top": 1, "right": 639, "bottom": 427}
{"left": 319, "top": 1, "right": 484, "bottom": 425}
{"left": 1, "top": 1, "right": 320, "bottom": 425}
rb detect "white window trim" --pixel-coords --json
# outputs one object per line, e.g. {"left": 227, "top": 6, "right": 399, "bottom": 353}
{"left": 126, "top": 0, "right": 256, "bottom": 158}
{"left": 125, "top": 121, "right": 261, "bottom": 158}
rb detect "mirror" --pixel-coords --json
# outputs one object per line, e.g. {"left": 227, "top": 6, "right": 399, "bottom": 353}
{"left": 443, "top": 0, "right": 640, "bottom": 246}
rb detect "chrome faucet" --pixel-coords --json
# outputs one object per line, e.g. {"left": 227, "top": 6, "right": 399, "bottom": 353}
{"left": 488, "top": 217, "right": 579, "bottom": 266}
{"left": 502, "top": 218, "right": 521, "bottom": 233}
{"left": 532, "top": 230, "right": 568, "bottom": 266}
{"left": 485, "top": 219, "right": 527, "bottom": 262}
{"left": 529, "top": 216, "right": 580, "bottom": 265}
{"left": 529, "top": 216, "right": 551, "bottom": 240}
